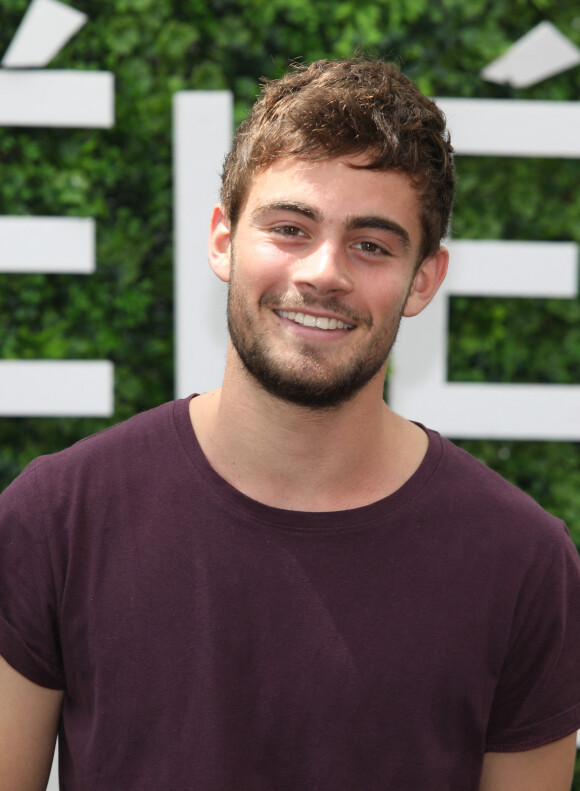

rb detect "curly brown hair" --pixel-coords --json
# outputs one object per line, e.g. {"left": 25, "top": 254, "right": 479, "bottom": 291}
{"left": 221, "top": 57, "right": 455, "bottom": 261}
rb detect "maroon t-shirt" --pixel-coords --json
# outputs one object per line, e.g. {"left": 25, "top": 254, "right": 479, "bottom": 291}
{"left": 1, "top": 397, "right": 579, "bottom": 790}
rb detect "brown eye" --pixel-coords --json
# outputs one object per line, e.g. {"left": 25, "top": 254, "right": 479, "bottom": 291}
{"left": 355, "top": 241, "right": 388, "bottom": 255}
{"left": 276, "top": 225, "right": 304, "bottom": 236}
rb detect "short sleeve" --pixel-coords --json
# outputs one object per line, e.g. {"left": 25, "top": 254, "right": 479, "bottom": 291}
{"left": 486, "top": 524, "right": 580, "bottom": 751}
{"left": 0, "top": 461, "right": 64, "bottom": 689}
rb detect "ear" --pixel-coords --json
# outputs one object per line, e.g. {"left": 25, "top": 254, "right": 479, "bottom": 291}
{"left": 403, "top": 246, "right": 449, "bottom": 318}
{"left": 208, "top": 204, "right": 232, "bottom": 283}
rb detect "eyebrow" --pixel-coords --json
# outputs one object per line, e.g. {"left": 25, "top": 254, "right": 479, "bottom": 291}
{"left": 251, "top": 202, "right": 412, "bottom": 252}
{"left": 345, "top": 215, "right": 411, "bottom": 251}
{"left": 250, "top": 201, "right": 322, "bottom": 223}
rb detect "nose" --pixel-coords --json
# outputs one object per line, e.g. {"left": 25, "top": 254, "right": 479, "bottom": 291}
{"left": 291, "top": 240, "right": 353, "bottom": 296}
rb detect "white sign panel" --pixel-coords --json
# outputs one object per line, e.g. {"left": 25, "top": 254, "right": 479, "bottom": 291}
{"left": 0, "top": 216, "right": 95, "bottom": 273}
{"left": 481, "top": 21, "right": 580, "bottom": 89}
{"left": 437, "top": 98, "right": 580, "bottom": 158}
{"left": 389, "top": 240, "right": 580, "bottom": 440}
{"left": 0, "top": 361, "right": 114, "bottom": 417}
{"left": 0, "top": 2, "right": 114, "bottom": 419}
{"left": 387, "top": 94, "right": 580, "bottom": 440}
{"left": 173, "top": 91, "right": 232, "bottom": 398}
{"left": 0, "top": 70, "right": 114, "bottom": 128}
{"left": 1, "top": 0, "right": 88, "bottom": 68}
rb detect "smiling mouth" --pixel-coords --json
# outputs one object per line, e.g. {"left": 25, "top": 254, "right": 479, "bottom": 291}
{"left": 275, "top": 310, "right": 355, "bottom": 331}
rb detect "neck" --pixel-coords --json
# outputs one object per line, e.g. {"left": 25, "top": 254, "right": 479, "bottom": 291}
{"left": 190, "top": 349, "right": 428, "bottom": 512}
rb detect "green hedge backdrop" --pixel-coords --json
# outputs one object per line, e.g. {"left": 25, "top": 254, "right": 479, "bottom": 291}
{"left": 1, "top": 0, "right": 579, "bottom": 779}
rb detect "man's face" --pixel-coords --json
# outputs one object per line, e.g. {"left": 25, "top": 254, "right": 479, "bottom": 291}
{"left": 213, "top": 156, "right": 439, "bottom": 409}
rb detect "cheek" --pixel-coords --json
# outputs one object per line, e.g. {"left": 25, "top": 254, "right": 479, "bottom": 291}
{"left": 238, "top": 243, "right": 293, "bottom": 290}
{"left": 366, "top": 274, "right": 413, "bottom": 316}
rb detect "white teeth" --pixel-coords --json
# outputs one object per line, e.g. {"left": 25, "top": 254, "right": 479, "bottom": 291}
{"left": 276, "top": 310, "right": 353, "bottom": 330}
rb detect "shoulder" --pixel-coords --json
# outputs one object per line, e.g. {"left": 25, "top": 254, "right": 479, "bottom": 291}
{"left": 50, "top": 397, "right": 176, "bottom": 460}
{"left": 421, "top": 429, "right": 573, "bottom": 563}
{"left": 2, "top": 398, "right": 185, "bottom": 509}
{"left": 429, "top": 430, "right": 561, "bottom": 520}
{"left": 57, "top": 397, "right": 178, "bottom": 460}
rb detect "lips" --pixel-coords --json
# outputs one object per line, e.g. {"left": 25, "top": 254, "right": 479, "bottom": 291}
{"left": 275, "top": 310, "right": 354, "bottom": 330}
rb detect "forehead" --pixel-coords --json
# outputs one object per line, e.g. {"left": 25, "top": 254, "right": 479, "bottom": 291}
{"left": 241, "top": 156, "right": 423, "bottom": 244}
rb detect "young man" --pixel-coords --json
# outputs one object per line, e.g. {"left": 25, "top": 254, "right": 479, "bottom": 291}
{"left": 1, "top": 58, "right": 579, "bottom": 790}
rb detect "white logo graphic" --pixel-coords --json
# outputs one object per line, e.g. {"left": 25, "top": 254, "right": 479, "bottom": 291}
{"left": 389, "top": 23, "right": 580, "bottom": 440}
{"left": 0, "top": 0, "right": 114, "bottom": 417}
{"left": 174, "top": 25, "right": 580, "bottom": 441}
{"left": 3, "top": 12, "right": 579, "bottom": 438}
{"left": 481, "top": 20, "right": 580, "bottom": 89}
